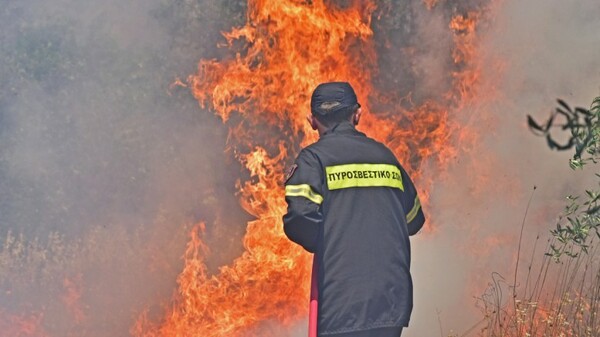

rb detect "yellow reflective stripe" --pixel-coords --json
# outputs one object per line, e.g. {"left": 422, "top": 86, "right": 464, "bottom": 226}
{"left": 285, "top": 184, "right": 324, "bottom": 205}
{"left": 406, "top": 195, "right": 421, "bottom": 223}
{"left": 325, "top": 163, "right": 403, "bottom": 191}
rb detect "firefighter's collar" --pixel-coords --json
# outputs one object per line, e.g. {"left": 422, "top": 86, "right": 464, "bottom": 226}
{"left": 322, "top": 121, "right": 364, "bottom": 137}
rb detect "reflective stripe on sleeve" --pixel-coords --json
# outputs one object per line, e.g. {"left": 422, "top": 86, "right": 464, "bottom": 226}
{"left": 285, "top": 184, "right": 324, "bottom": 205}
{"left": 406, "top": 195, "right": 421, "bottom": 223}
{"left": 325, "top": 163, "right": 404, "bottom": 191}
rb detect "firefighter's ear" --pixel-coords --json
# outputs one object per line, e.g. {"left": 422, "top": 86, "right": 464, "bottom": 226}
{"left": 307, "top": 114, "right": 318, "bottom": 131}
{"left": 353, "top": 108, "right": 362, "bottom": 126}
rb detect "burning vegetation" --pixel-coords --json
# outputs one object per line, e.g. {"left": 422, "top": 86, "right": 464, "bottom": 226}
{"left": 134, "top": 0, "right": 487, "bottom": 335}
{"left": 1, "top": 0, "right": 599, "bottom": 337}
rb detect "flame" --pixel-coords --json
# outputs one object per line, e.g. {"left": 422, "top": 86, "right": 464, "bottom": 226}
{"left": 190, "top": 0, "right": 376, "bottom": 147}
{"left": 494, "top": 294, "right": 592, "bottom": 337}
{"left": 0, "top": 310, "right": 49, "bottom": 337}
{"left": 135, "top": 0, "right": 490, "bottom": 336}
{"left": 61, "top": 274, "right": 86, "bottom": 324}
{"left": 423, "top": 0, "right": 440, "bottom": 10}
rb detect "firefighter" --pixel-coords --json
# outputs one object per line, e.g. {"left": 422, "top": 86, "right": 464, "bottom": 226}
{"left": 283, "top": 82, "right": 425, "bottom": 337}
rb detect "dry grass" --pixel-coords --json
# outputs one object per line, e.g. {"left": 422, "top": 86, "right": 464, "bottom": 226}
{"left": 474, "top": 237, "right": 600, "bottom": 337}
{"left": 0, "top": 216, "right": 191, "bottom": 337}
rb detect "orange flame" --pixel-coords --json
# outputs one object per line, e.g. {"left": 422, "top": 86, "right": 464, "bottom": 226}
{"left": 190, "top": 0, "right": 376, "bottom": 147}
{"left": 0, "top": 309, "right": 49, "bottom": 337}
{"left": 135, "top": 0, "right": 489, "bottom": 336}
{"left": 61, "top": 274, "right": 86, "bottom": 324}
{"left": 423, "top": 0, "right": 440, "bottom": 10}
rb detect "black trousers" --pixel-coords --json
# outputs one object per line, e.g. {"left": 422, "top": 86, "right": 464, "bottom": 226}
{"left": 325, "top": 327, "right": 403, "bottom": 337}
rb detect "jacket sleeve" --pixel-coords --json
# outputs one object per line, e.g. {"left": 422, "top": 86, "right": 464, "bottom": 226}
{"left": 282, "top": 149, "right": 324, "bottom": 253}
{"left": 400, "top": 166, "right": 425, "bottom": 236}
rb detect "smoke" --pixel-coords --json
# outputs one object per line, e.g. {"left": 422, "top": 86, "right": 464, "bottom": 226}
{"left": 406, "top": 0, "right": 600, "bottom": 336}
{"left": 0, "top": 0, "right": 250, "bottom": 335}
{"left": 0, "top": 0, "right": 599, "bottom": 336}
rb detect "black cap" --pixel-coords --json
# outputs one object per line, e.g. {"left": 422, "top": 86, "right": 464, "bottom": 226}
{"left": 310, "top": 82, "right": 360, "bottom": 117}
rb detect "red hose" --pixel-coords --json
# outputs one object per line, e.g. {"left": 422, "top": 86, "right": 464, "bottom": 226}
{"left": 308, "top": 256, "right": 318, "bottom": 337}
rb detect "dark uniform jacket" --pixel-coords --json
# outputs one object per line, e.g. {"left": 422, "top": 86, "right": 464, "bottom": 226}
{"left": 283, "top": 121, "right": 425, "bottom": 336}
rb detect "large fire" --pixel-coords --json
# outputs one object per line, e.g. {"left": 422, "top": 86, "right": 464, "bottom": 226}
{"left": 2, "top": 0, "right": 598, "bottom": 336}
{"left": 133, "top": 0, "right": 488, "bottom": 336}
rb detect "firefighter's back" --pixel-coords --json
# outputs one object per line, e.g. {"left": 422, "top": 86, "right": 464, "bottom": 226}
{"left": 305, "top": 121, "right": 414, "bottom": 335}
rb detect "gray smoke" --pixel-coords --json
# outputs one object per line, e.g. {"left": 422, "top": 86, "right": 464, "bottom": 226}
{"left": 0, "top": 0, "right": 249, "bottom": 336}
{"left": 407, "top": 1, "right": 600, "bottom": 336}
{"left": 0, "top": 0, "right": 599, "bottom": 336}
